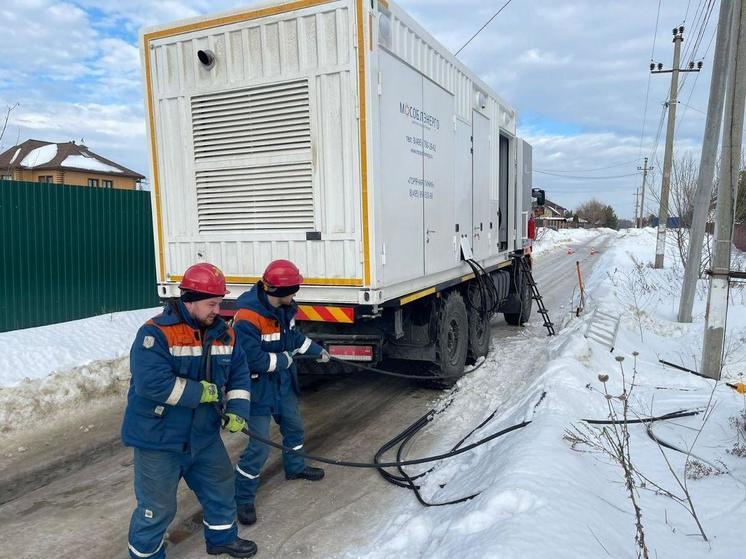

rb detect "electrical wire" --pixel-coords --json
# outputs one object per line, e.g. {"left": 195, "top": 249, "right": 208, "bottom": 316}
{"left": 534, "top": 170, "right": 643, "bottom": 180}
{"left": 328, "top": 354, "right": 488, "bottom": 379}
{"left": 678, "top": 0, "right": 715, "bottom": 94}
{"left": 675, "top": 26, "right": 717, "bottom": 137}
{"left": 535, "top": 159, "right": 642, "bottom": 174}
{"left": 454, "top": 0, "right": 514, "bottom": 55}
{"left": 640, "top": 0, "right": 663, "bottom": 158}
{"left": 239, "top": 414, "right": 531, "bottom": 469}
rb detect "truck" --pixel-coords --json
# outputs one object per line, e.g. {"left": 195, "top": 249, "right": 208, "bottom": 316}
{"left": 140, "top": 0, "right": 537, "bottom": 383}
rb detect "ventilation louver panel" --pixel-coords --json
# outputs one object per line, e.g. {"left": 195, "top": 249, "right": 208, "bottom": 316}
{"left": 196, "top": 162, "right": 314, "bottom": 232}
{"left": 191, "top": 80, "right": 311, "bottom": 159}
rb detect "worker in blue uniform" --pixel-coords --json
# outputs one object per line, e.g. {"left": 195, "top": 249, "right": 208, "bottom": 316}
{"left": 122, "top": 263, "right": 257, "bottom": 558}
{"left": 233, "top": 259, "right": 330, "bottom": 526}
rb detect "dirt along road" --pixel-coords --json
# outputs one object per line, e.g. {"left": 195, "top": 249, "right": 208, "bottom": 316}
{"left": 0, "top": 232, "right": 610, "bottom": 559}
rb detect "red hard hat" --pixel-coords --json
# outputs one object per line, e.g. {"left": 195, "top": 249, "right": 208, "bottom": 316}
{"left": 179, "top": 263, "right": 230, "bottom": 295}
{"left": 262, "top": 259, "right": 304, "bottom": 287}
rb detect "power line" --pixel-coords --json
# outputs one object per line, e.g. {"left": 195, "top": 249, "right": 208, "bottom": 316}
{"left": 676, "top": 25, "right": 717, "bottom": 137}
{"left": 648, "top": 102, "right": 668, "bottom": 163}
{"left": 534, "top": 170, "right": 642, "bottom": 180}
{"left": 535, "top": 159, "right": 642, "bottom": 173}
{"left": 679, "top": 0, "right": 715, "bottom": 93}
{"left": 639, "top": 0, "right": 663, "bottom": 158}
{"left": 454, "top": 0, "right": 515, "bottom": 55}
{"left": 681, "top": 0, "right": 709, "bottom": 64}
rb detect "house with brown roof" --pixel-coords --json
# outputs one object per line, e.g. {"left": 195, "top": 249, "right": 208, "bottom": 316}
{"left": 532, "top": 197, "right": 589, "bottom": 229}
{"left": 0, "top": 139, "right": 145, "bottom": 190}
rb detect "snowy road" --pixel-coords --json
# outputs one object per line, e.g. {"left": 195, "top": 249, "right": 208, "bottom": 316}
{"left": 0, "top": 231, "right": 610, "bottom": 559}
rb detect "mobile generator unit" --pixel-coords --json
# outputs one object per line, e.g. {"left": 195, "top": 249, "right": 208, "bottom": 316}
{"left": 141, "top": 0, "right": 537, "bottom": 382}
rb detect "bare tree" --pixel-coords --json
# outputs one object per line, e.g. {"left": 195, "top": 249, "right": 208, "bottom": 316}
{"left": 0, "top": 103, "right": 19, "bottom": 149}
{"left": 669, "top": 154, "right": 699, "bottom": 268}
{"left": 576, "top": 199, "right": 607, "bottom": 227}
{"left": 576, "top": 199, "right": 618, "bottom": 228}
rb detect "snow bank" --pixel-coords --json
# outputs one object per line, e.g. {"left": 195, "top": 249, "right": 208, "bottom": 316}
{"left": 354, "top": 228, "right": 746, "bottom": 559}
{"left": 0, "top": 307, "right": 159, "bottom": 388}
{"left": 0, "top": 357, "right": 132, "bottom": 433}
{"left": 0, "top": 308, "right": 159, "bottom": 431}
{"left": 20, "top": 144, "right": 57, "bottom": 168}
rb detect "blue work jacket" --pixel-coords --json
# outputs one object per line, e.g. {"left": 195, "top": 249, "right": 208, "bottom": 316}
{"left": 121, "top": 300, "right": 251, "bottom": 453}
{"left": 233, "top": 283, "right": 323, "bottom": 416}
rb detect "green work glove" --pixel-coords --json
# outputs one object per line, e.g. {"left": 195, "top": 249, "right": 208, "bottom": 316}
{"left": 222, "top": 413, "right": 247, "bottom": 433}
{"left": 199, "top": 380, "right": 219, "bottom": 403}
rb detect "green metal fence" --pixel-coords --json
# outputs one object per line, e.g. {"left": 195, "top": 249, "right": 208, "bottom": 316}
{"left": 0, "top": 179, "right": 159, "bottom": 332}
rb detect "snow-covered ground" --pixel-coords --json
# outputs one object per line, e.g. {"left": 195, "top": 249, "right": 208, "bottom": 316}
{"left": 354, "top": 228, "right": 746, "bottom": 559}
{"left": 2, "top": 228, "right": 744, "bottom": 559}
{"left": 0, "top": 307, "right": 159, "bottom": 432}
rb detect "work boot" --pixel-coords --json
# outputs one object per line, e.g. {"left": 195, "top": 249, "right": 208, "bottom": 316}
{"left": 206, "top": 536, "right": 257, "bottom": 558}
{"left": 237, "top": 503, "right": 257, "bottom": 526}
{"left": 286, "top": 466, "right": 325, "bottom": 481}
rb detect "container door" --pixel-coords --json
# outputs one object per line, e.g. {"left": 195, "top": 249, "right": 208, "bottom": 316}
{"left": 472, "top": 111, "right": 491, "bottom": 260}
{"left": 454, "top": 119, "right": 473, "bottom": 261}
{"left": 423, "top": 79, "right": 456, "bottom": 275}
{"left": 379, "top": 51, "right": 424, "bottom": 285}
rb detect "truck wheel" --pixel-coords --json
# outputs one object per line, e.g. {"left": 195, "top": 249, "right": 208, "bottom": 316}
{"left": 467, "top": 285, "right": 491, "bottom": 363}
{"left": 431, "top": 291, "right": 468, "bottom": 385}
{"left": 504, "top": 273, "right": 533, "bottom": 326}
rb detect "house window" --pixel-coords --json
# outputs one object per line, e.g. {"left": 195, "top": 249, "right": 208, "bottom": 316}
{"left": 87, "top": 178, "right": 99, "bottom": 187}
{"left": 102, "top": 179, "right": 113, "bottom": 189}
{"left": 1, "top": 174, "right": 12, "bottom": 180}
{"left": 38, "top": 175, "right": 53, "bottom": 183}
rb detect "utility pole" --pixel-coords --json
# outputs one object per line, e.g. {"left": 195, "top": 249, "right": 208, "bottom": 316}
{"left": 637, "top": 157, "right": 653, "bottom": 228}
{"left": 678, "top": 1, "right": 733, "bottom": 323}
{"left": 634, "top": 188, "right": 640, "bottom": 226}
{"left": 651, "top": 26, "right": 701, "bottom": 268}
{"left": 702, "top": 0, "right": 746, "bottom": 380}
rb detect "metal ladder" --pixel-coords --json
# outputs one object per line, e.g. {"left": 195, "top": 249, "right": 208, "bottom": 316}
{"left": 520, "top": 258, "right": 555, "bottom": 336}
{"left": 584, "top": 309, "right": 621, "bottom": 352}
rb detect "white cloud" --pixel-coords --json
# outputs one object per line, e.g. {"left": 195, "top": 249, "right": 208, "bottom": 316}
{"left": 0, "top": 0, "right": 98, "bottom": 80}
{"left": 15, "top": 102, "right": 144, "bottom": 142}
{"left": 517, "top": 48, "right": 572, "bottom": 66}
{"left": 0, "top": 0, "right": 727, "bottom": 217}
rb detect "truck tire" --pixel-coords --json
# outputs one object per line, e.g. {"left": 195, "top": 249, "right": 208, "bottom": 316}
{"left": 467, "top": 284, "right": 491, "bottom": 363}
{"left": 431, "top": 291, "right": 469, "bottom": 385}
{"left": 504, "top": 273, "right": 532, "bottom": 326}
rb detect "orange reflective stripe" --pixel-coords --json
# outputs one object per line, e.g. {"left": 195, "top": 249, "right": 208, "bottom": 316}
{"left": 234, "top": 308, "right": 279, "bottom": 335}
{"left": 296, "top": 305, "right": 354, "bottom": 323}
{"left": 327, "top": 307, "right": 353, "bottom": 323}
{"left": 149, "top": 322, "right": 200, "bottom": 348}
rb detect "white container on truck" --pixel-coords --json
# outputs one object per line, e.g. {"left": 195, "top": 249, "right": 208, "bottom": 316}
{"left": 141, "top": 0, "right": 538, "bottom": 381}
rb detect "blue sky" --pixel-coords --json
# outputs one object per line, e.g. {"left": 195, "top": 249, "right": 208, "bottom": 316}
{"left": 0, "top": 0, "right": 722, "bottom": 218}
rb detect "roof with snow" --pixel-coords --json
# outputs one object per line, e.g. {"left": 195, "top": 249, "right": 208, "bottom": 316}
{"left": 0, "top": 139, "right": 145, "bottom": 179}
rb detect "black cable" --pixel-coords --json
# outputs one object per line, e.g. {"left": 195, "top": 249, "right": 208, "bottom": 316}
{"left": 454, "top": 0, "right": 514, "bottom": 55}
{"left": 376, "top": 391, "right": 548, "bottom": 507}
{"left": 327, "top": 354, "right": 487, "bottom": 379}
{"left": 239, "top": 418, "right": 531, "bottom": 469}
{"left": 583, "top": 409, "right": 702, "bottom": 425}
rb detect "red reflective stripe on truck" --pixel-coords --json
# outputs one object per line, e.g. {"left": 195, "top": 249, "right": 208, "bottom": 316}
{"left": 296, "top": 305, "right": 354, "bottom": 323}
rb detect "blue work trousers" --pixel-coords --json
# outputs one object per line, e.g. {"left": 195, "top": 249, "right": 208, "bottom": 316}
{"left": 127, "top": 437, "right": 237, "bottom": 559}
{"left": 234, "top": 391, "right": 305, "bottom": 505}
